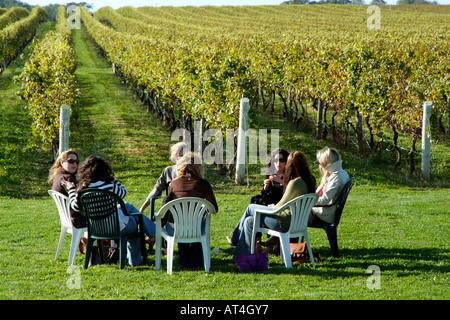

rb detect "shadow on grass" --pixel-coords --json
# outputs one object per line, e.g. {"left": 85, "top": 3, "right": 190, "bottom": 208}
{"left": 137, "top": 246, "right": 449, "bottom": 277}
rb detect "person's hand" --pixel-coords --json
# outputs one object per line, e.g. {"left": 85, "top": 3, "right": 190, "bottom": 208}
{"left": 263, "top": 178, "right": 271, "bottom": 190}
{"left": 271, "top": 175, "right": 283, "bottom": 184}
{"left": 61, "top": 178, "right": 75, "bottom": 190}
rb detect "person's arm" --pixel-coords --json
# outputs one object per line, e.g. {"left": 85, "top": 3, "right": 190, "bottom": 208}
{"left": 140, "top": 167, "right": 172, "bottom": 212}
{"left": 273, "top": 179, "right": 296, "bottom": 210}
{"left": 273, "top": 178, "right": 307, "bottom": 210}
{"left": 67, "top": 186, "right": 80, "bottom": 212}
{"left": 111, "top": 178, "right": 127, "bottom": 199}
{"left": 203, "top": 180, "right": 218, "bottom": 213}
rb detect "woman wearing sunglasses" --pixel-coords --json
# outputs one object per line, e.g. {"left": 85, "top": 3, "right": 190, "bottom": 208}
{"left": 251, "top": 148, "right": 289, "bottom": 206}
{"left": 227, "top": 151, "right": 316, "bottom": 260}
{"left": 48, "top": 149, "right": 87, "bottom": 229}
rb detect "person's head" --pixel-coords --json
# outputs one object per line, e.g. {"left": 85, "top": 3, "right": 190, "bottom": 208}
{"left": 176, "top": 152, "right": 204, "bottom": 179}
{"left": 316, "top": 146, "right": 341, "bottom": 169}
{"left": 265, "top": 148, "right": 289, "bottom": 176}
{"left": 316, "top": 147, "right": 341, "bottom": 185}
{"left": 170, "top": 142, "right": 189, "bottom": 164}
{"left": 283, "top": 151, "right": 316, "bottom": 193}
{"left": 76, "top": 156, "right": 113, "bottom": 192}
{"left": 48, "top": 149, "right": 79, "bottom": 185}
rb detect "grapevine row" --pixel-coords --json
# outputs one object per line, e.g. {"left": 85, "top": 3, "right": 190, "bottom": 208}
{"left": 82, "top": 5, "right": 449, "bottom": 174}
{"left": 94, "top": 6, "right": 449, "bottom": 142}
{"left": 82, "top": 6, "right": 255, "bottom": 132}
{"left": 15, "top": 6, "right": 77, "bottom": 157}
{"left": 0, "top": 7, "right": 47, "bottom": 73}
{"left": 0, "top": 7, "right": 29, "bottom": 30}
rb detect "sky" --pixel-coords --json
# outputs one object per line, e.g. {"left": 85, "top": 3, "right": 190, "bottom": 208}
{"left": 19, "top": 0, "right": 450, "bottom": 11}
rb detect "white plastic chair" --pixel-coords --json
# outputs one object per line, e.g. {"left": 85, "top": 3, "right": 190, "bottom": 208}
{"left": 251, "top": 193, "right": 319, "bottom": 268}
{"left": 48, "top": 190, "right": 87, "bottom": 265}
{"left": 154, "top": 197, "right": 217, "bottom": 275}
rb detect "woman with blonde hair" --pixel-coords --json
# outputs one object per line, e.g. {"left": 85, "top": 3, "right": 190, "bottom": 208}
{"left": 309, "top": 147, "right": 349, "bottom": 226}
{"left": 140, "top": 142, "right": 189, "bottom": 213}
{"left": 164, "top": 152, "right": 218, "bottom": 268}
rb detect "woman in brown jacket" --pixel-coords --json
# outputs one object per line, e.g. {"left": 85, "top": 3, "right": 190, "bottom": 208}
{"left": 165, "top": 152, "right": 218, "bottom": 268}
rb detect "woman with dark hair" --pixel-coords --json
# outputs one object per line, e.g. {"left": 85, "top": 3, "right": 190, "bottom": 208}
{"left": 66, "top": 156, "right": 156, "bottom": 266}
{"left": 227, "top": 151, "right": 316, "bottom": 260}
{"left": 251, "top": 148, "right": 289, "bottom": 206}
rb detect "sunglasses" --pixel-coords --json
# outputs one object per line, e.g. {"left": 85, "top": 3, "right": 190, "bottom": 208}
{"left": 64, "top": 159, "right": 79, "bottom": 165}
{"left": 275, "top": 158, "right": 286, "bottom": 163}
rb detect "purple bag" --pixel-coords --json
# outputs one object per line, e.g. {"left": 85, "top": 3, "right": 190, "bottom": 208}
{"left": 235, "top": 252, "right": 268, "bottom": 272}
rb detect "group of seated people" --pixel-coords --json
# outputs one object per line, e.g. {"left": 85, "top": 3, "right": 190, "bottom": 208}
{"left": 48, "top": 142, "right": 349, "bottom": 268}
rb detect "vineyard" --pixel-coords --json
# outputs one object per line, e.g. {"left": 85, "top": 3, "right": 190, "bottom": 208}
{"left": 0, "top": 4, "right": 449, "bottom": 301}
{"left": 89, "top": 5, "right": 449, "bottom": 173}
{"left": 2, "top": 4, "right": 450, "bottom": 172}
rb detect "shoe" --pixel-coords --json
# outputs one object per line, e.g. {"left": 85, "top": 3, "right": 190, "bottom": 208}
{"left": 105, "top": 248, "right": 119, "bottom": 264}
{"left": 260, "top": 235, "right": 279, "bottom": 247}
{"left": 226, "top": 236, "right": 235, "bottom": 246}
{"left": 145, "top": 237, "right": 155, "bottom": 246}
{"left": 78, "top": 237, "right": 87, "bottom": 254}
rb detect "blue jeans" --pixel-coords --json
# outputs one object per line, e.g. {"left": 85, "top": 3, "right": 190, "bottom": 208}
{"left": 231, "top": 204, "right": 286, "bottom": 260}
{"left": 120, "top": 203, "right": 156, "bottom": 266}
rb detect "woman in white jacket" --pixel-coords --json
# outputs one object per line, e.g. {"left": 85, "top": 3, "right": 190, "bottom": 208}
{"left": 309, "top": 147, "right": 349, "bottom": 226}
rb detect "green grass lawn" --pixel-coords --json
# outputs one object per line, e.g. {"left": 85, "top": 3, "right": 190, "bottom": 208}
{"left": 0, "top": 22, "right": 448, "bottom": 301}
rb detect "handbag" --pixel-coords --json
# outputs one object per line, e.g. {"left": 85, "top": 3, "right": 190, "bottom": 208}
{"left": 290, "top": 242, "right": 320, "bottom": 264}
{"left": 289, "top": 242, "right": 309, "bottom": 264}
{"left": 235, "top": 252, "right": 268, "bottom": 272}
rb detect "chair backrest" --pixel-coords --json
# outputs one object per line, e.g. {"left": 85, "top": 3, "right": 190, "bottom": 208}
{"left": 285, "top": 193, "right": 319, "bottom": 234}
{"left": 78, "top": 188, "right": 125, "bottom": 239}
{"left": 333, "top": 177, "right": 354, "bottom": 226}
{"left": 156, "top": 197, "right": 217, "bottom": 240}
{"left": 48, "top": 190, "right": 72, "bottom": 229}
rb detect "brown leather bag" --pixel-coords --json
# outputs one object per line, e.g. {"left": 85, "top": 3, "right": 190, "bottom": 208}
{"left": 289, "top": 243, "right": 309, "bottom": 264}
{"left": 290, "top": 242, "right": 321, "bottom": 264}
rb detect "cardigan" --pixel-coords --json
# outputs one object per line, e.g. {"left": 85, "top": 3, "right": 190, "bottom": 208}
{"left": 312, "top": 160, "right": 349, "bottom": 224}
{"left": 272, "top": 177, "right": 309, "bottom": 229}
{"left": 52, "top": 170, "right": 76, "bottom": 197}
{"left": 68, "top": 178, "right": 129, "bottom": 230}
{"left": 167, "top": 176, "right": 219, "bottom": 213}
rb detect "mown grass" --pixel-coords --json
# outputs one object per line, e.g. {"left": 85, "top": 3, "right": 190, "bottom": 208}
{"left": 0, "top": 22, "right": 448, "bottom": 302}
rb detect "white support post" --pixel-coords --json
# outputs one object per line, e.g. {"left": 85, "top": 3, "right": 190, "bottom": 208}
{"left": 235, "top": 98, "right": 249, "bottom": 185}
{"left": 194, "top": 119, "right": 203, "bottom": 162}
{"left": 59, "top": 105, "right": 70, "bottom": 155}
{"left": 421, "top": 101, "right": 432, "bottom": 181}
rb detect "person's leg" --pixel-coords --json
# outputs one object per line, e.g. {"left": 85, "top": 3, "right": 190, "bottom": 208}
{"left": 260, "top": 214, "right": 287, "bottom": 232}
{"left": 119, "top": 209, "right": 142, "bottom": 266}
{"left": 230, "top": 204, "right": 268, "bottom": 245}
{"left": 233, "top": 215, "right": 255, "bottom": 259}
